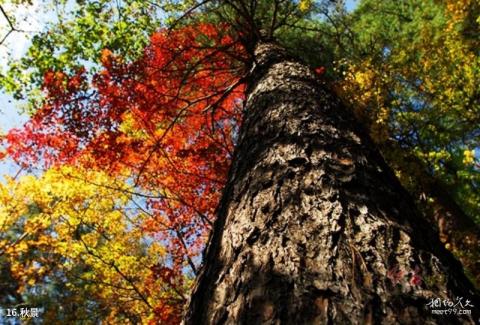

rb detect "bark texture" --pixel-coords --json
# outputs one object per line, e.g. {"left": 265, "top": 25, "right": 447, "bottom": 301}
{"left": 185, "top": 42, "right": 479, "bottom": 324}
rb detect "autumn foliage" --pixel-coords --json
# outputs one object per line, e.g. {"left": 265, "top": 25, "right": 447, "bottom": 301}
{"left": 1, "top": 23, "right": 245, "bottom": 323}
{"left": 1, "top": 0, "right": 479, "bottom": 322}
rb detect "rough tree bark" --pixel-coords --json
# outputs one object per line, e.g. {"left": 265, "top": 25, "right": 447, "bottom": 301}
{"left": 185, "top": 42, "right": 479, "bottom": 324}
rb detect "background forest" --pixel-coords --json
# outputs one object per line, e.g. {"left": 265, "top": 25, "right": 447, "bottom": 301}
{"left": 0, "top": 0, "right": 479, "bottom": 323}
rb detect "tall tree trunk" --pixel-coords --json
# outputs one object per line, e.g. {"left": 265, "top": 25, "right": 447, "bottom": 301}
{"left": 185, "top": 42, "right": 479, "bottom": 324}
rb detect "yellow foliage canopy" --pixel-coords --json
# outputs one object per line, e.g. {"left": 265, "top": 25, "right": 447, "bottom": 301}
{"left": 0, "top": 166, "right": 188, "bottom": 323}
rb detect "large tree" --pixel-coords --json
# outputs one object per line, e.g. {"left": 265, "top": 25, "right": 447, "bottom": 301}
{"left": 185, "top": 44, "right": 479, "bottom": 324}
{"left": 184, "top": 1, "right": 480, "bottom": 324}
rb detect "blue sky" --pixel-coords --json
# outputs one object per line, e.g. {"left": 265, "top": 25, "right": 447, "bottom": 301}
{"left": 0, "top": 0, "right": 46, "bottom": 131}
{"left": 346, "top": 0, "right": 358, "bottom": 12}
{"left": 0, "top": 1, "right": 46, "bottom": 180}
